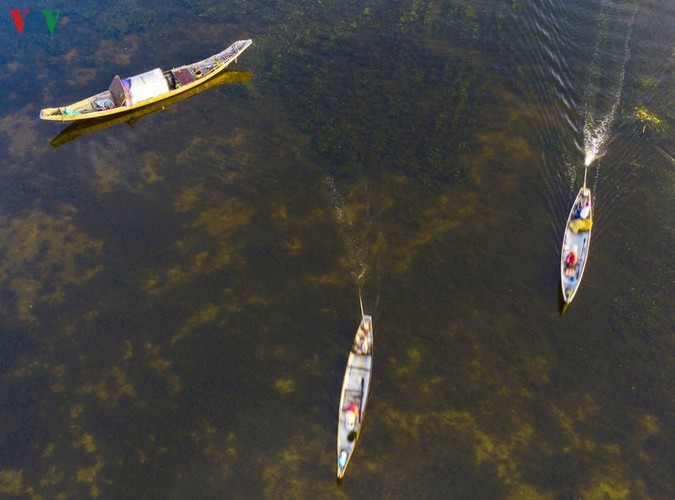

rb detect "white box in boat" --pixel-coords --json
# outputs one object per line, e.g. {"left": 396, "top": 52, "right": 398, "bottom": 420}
{"left": 127, "top": 68, "right": 169, "bottom": 105}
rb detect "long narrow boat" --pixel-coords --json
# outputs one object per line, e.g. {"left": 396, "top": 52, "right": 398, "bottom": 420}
{"left": 48, "top": 70, "right": 253, "bottom": 148}
{"left": 560, "top": 170, "right": 593, "bottom": 306}
{"left": 40, "top": 39, "right": 252, "bottom": 122}
{"left": 337, "top": 313, "right": 373, "bottom": 480}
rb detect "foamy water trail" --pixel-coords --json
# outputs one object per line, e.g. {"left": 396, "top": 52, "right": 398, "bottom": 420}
{"left": 583, "top": 4, "right": 637, "bottom": 166}
{"left": 325, "top": 173, "right": 368, "bottom": 282}
{"left": 326, "top": 174, "right": 349, "bottom": 227}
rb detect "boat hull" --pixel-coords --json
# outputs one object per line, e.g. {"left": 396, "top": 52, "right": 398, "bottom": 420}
{"left": 337, "top": 315, "right": 373, "bottom": 479}
{"left": 560, "top": 187, "right": 593, "bottom": 305}
{"left": 40, "top": 40, "right": 252, "bottom": 123}
{"left": 48, "top": 70, "right": 252, "bottom": 148}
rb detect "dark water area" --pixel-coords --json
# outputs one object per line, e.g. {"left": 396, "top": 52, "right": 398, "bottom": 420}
{"left": 0, "top": 0, "right": 673, "bottom": 497}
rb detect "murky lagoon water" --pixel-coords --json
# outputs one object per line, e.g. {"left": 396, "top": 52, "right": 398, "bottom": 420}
{"left": 0, "top": 0, "right": 673, "bottom": 497}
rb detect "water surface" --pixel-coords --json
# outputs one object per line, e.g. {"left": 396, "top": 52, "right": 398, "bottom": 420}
{"left": 0, "top": 0, "right": 673, "bottom": 497}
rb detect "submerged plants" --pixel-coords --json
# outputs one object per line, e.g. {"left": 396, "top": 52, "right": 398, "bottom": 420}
{"left": 634, "top": 106, "right": 665, "bottom": 134}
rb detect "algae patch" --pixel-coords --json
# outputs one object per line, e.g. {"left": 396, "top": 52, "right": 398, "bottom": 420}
{"left": 0, "top": 470, "right": 23, "bottom": 495}
{"left": 634, "top": 106, "right": 665, "bottom": 133}
{"left": 274, "top": 378, "right": 295, "bottom": 395}
{"left": 0, "top": 207, "right": 103, "bottom": 323}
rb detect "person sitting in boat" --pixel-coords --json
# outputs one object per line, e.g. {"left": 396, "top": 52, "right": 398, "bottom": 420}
{"left": 352, "top": 322, "right": 368, "bottom": 353}
{"left": 564, "top": 249, "right": 578, "bottom": 277}
{"left": 354, "top": 333, "right": 366, "bottom": 354}
{"left": 356, "top": 325, "right": 370, "bottom": 355}
{"left": 345, "top": 403, "right": 360, "bottom": 430}
{"left": 575, "top": 193, "right": 591, "bottom": 219}
{"left": 362, "top": 321, "right": 370, "bottom": 339}
{"left": 565, "top": 251, "right": 577, "bottom": 267}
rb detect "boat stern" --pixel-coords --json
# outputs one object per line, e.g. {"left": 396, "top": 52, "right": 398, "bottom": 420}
{"left": 337, "top": 452, "right": 347, "bottom": 479}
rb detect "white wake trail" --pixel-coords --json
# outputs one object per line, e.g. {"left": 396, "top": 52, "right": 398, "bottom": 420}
{"left": 325, "top": 173, "right": 367, "bottom": 282}
{"left": 583, "top": 4, "right": 637, "bottom": 166}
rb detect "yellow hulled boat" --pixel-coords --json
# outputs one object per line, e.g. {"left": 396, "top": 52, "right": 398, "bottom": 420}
{"left": 40, "top": 39, "right": 252, "bottom": 123}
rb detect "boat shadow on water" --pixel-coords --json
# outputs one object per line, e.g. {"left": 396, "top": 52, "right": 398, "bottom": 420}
{"left": 558, "top": 281, "right": 570, "bottom": 316}
{"left": 48, "top": 70, "right": 253, "bottom": 148}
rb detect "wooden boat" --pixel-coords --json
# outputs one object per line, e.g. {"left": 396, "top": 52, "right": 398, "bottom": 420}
{"left": 337, "top": 312, "right": 373, "bottom": 480}
{"left": 560, "top": 169, "right": 593, "bottom": 305}
{"left": 40, "top": 39, "right": 252, "bottom": 122}
{"left": 48, "top": 70, "right": 253, "bottom": 147}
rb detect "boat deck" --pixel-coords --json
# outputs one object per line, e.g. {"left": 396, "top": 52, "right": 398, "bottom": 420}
{"left": 561, "top": 188, "right": 592, "bottom": 303}
{"left": 40, "top": 40, "right": 252, "bottom": 122}
{"left": 337, "top": 315, "right": 373, "bottom": 479}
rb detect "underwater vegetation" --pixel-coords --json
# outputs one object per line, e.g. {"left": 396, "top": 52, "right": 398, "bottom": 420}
{"left": 633, "top": 106, "right": 665, "bottom": 133}
{"left": 0, "top": 0, "right": 672, "bottom": 498}
{"left": 245, "top": 0, "right": 522, "bottom": 185}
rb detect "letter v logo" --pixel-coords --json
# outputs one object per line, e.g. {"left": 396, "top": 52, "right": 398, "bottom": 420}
{"left": 10, "top": 9, "right": 31, "bottom": 34}
{"left": 41, "top": 10, "right": 61, "bottom": 34}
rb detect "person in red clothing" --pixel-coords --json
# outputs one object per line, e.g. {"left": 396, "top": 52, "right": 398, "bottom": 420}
{"left": 565, "top": 251, "right": 577, "bottom": 267}
{"left": 345, "top": 403, "right": 360, "bottom": 430}
{"left": 564, "top": 250, "right": 578, "bottom": 277}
